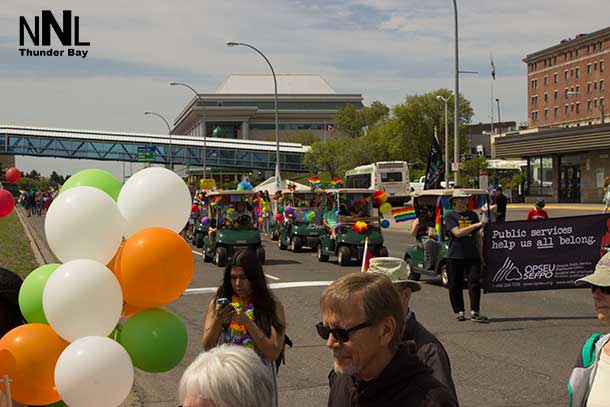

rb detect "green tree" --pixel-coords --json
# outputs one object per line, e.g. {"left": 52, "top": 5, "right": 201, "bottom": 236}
{"left": 26, "top": 170, "right": 40, "bottom": 180}
{"left": 17, "top": 177, "right": 38, "bottom": 191}
{"left": 333, "top": 101, "right": 390, "bottom": 138}
{"left": 304, "top": 139, "right": 348, "bottom": 178}
{"left": 460, "top": 157, "right": 488, "bottom": 187}
{"left": 265, "top": 131, "right": 320, "bottom": 146}
{"left": 49, "top": 171, "right": 63, "bottom": 186}
{"left": 390, "top": 89, "right": 474, "bottom": 166}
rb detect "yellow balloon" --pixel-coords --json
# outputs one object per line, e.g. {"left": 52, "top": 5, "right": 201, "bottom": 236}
{"left": 379, "top": 202, "right": 392, "bottom": 215}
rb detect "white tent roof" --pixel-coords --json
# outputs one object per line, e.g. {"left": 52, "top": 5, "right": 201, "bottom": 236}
{"left": 254, "top": 177, "right": 310, "bottom": 194}
{"left": 216, "top": 74, "right": 336, "bottom": 95}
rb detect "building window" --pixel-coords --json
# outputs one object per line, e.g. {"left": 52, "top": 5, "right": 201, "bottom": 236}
{"left": 532, "top": 96, "right": 538, "bottom": 106}
{"left": 588, "top": 100, "right": 592, "bottom": 112}
{"left": 576, "top": 102, "right": 580, "bottom": 114}
{"left": 544, "top": 76, "right": 548, "bottom": 86}
{"left": 571, "top": 68, "right": 574, "bottom": 77}
{"left": 532, "top": 111, "right": 538, "bottom": 121}
{"left": 544, "top": 93, "right": 548, "bottom": 103}
{"left": 571, "top": 103, "right": 574, "bottom": 112}
{"left": 544, "top": 108, "right": 549, "bottom": 119}
{"left": 576, "top": 67, "right": 580, "bottom": 78}
{"left": 595, "top": 81, "right": 598, "bottom": 90}
{"left": 601, "top": 41, "right": 604, "bottom": 51}
{"left": 528, "top": 157, "right": 553, "bottom": 196}
{"left": 588, "top": 45, "right": 592, "bottom": 54}
{"left": 554, "top": 90, "right": 558, "bottom": 101}
{"left": 601, "top": 60, "right": 605, "bottom": 73}
{"left": 601, "top": 97, "right": 605, "bottom": 109}
{"left": 588, "top": 83, "right": 592, "bottom": 94}
{"left": 554, "top": 106, "right": 559, "bottom": 118}
{"left": 565, "top": 104, "right": 569, "bottom": 115}
{"left": 601, "top": 80, "right": 605, "bottom": 92}
{"left": 576, "top": 49, "right": 579, "bottom": 58}
{"left": 595, "top": 99, "right": 598, "bottom": 108}
{"left": 594, "top": 43, "right": 597, "bottom": 52}
{"left": 565, "top": 88, "right": 569, "bottom": 97}
{"left": 565, "top": 70, "right": 569, "bottom": 80}
{"left": 588, "top": 64, "right": 592, "bottom": 75}
{"left": 576, "top": 85, "right": 580, "bottom": 94}
{"left": 595, "top": 62, "right": 598, "bottom": 71}
{"left": 554, "top": 73, "right": 558, "bottom": 84}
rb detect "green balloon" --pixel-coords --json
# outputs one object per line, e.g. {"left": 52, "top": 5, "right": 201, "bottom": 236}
{"left": 60, "top": 169, "right": 122, "bottom": 201}
{"left": 18, "top": 263, "right": 60, "bottom": 324}
{"left": 47, "top": 401, "right": 68, "bottom": 407}
{"left": 118, "top": 308, "right": 188, "bottom": 373}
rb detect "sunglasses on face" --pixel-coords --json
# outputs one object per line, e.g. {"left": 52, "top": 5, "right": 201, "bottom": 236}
{"left": 591, "top": 285, "right": 610, "bottom": 295}
{"left": 315, "top": 321, "right": 372, "bottom": 343}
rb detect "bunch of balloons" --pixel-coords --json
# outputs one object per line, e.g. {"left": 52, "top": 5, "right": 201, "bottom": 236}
{"left": 304, "top": 210, "right": 315, "bottom": 223}
{"left": 0, "top": 167, "right": 21, "bottom": 218}
{"left": 237, "top": 181, "right": 253, "bottom": 191}
{"left": 373, "top": 190, "right": 387, "bottom": 206}
{"left": 379, "top": 202, "right": 393, "bottom": 215}
{"left": 5, "top": 167, "right": 21, "bottom": 184}
{"left": 1, "top": 167, "right": 194, "bottom": 406}
{"left": 353, "top": 221, "right": 369, "bottom": 234}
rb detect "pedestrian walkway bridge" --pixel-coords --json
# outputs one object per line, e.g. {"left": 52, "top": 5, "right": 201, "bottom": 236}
{"left": 0, "top": 125, "right": 310, "bottom": 172}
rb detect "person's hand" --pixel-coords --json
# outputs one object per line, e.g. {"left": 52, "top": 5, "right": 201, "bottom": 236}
{"left": 215, "top": 303, "right": 234, "bottom": 324}
{"left": 232, "top": 307, "right": 254, "bottom": 327}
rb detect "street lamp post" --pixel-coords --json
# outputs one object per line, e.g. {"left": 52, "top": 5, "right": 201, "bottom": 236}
{"left": 452, "top": 0, "right": 460, "bottom": 185}
{"left": 227, "top": 41, "right": 281, "bottom": 190}
{"left": 171, "top": 82, "right": 207, "bottom": 179}
{"left": 144, "top": 111, "right": 172, "bottom": 170}
{"left": 495, "top": 98, "right": 501, "bottom": 135}
{"left": 436, "top": 94, "right": 452, "bottom": 189}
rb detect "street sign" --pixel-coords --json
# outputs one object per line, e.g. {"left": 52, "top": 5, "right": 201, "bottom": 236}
{"left": 451, "top": 162, "right": 459, "bottom": 172}
{"left": 137, "top": 146, "right": 155, "bottom": 153}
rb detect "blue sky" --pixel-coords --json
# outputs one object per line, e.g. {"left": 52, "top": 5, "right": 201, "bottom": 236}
{"left": 2, "top": 0, "right": 609, "bottom": 178}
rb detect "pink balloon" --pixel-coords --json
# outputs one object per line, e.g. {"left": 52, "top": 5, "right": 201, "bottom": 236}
{"left": 0, "top": 189, "right": 15, "bottom": 217}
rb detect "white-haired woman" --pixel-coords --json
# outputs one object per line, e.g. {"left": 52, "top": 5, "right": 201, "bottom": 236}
{"left": 179, "top": 344, "right": 273, "bottom": 407}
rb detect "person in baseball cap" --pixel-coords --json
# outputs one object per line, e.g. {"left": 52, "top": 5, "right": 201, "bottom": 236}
{"left": 367, "top": 257, "right": 457, "bottom": 398}
{"left": 568, "top": 253, "right": 610, "bottom": 406}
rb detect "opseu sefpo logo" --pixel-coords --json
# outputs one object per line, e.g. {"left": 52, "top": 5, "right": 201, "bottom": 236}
{"left": 19, "top": 10, "right": 90, "bottom": 58}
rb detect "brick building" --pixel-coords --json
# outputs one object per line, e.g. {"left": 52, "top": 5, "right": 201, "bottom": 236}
{"left": 524, "top": 27, "right": 609, "bottom": 128}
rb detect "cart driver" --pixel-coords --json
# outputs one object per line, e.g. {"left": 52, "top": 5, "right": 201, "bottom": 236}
{"left": 231, "top": 201, "right": 254, "bottom": 228}
{"left": 411, "top": 206, "right": 440, "bottom": 270}
{"left": 322, "top": 199, "right": 339, "bottom": 239}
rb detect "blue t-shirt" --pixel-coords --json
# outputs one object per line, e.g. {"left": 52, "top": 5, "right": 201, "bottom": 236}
{"left": 323, "top": 209, "right": 338, "bottom": 227}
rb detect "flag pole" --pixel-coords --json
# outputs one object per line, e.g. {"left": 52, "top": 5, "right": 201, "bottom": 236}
{"left": 360, "top": 237, "right": 369, "bottom": 272}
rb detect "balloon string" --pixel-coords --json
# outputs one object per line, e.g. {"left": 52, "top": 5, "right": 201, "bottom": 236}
{"left": 2, "top": 375, "right": 12, "bottom": 407}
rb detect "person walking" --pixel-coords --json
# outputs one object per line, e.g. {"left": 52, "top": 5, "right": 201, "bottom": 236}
{"left": 494, "top": 186, "right": 508, "bottom": 223}
{"left": 527, "top": 199, "right": 549, "bottom": 221}
{"left": 261, "top": 190, "right": 272, "bottom": 236}
{"left": 568, "top": 252, "right": 610, "bottom": 406}
{"left": 367, "top": 257, "right": 458, "bottom": 400}
{"left": 603, "top": 177, "right": 610, "bottom": 214}
{"left": 320, "top": 272, "right": 458, "bottom": 407}
{"left": 202, "top": 249, "right": 286, "bottom": 407}
{"left": 445, "top": 189, "right": 488, "bottom": 322}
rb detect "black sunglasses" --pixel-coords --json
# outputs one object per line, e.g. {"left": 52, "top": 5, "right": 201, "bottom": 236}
{"left": 591, "top": 285, "right": 610, "bottom": 295}
{"left": 316, "top": 321, "right": 372, "bottom": 343}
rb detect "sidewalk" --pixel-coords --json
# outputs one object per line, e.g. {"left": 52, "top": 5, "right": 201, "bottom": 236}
{"left": 508, "top": 203, "right": 605, "bottom": 211}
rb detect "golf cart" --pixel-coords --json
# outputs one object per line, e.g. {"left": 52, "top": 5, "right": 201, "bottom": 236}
{"left": 191, "top": 202, "right": 209, "bottom": 248}
{"left": 317, "top": 188, "right": 389, "bottom": 266}
{"left": 201, "top": 190, "right": 265, "bottom": 267}
{"left": 403, "top": 188, "right": 489, "bottom": 287}
{"left": 277, "top": 190, "right": 325, "bottom": 252}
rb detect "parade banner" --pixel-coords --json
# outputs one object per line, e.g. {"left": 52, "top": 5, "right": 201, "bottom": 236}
{"left": 483, "top": 214, "right": 610, "bottom": 293}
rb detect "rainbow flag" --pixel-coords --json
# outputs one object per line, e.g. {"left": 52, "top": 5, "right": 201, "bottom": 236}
{"left": 330, "top": 178, "right": 344, "bottom": 188}
{"left": 391, "top": 205, "right": 416, "bottom": 223}
{"left": 435, "top": 197, "right": 443, "bottom": 239}
{"left": 307, "top": 176, "right": 320, "bottom": 184}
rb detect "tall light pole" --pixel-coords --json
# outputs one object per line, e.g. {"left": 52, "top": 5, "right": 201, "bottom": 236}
{"left": 227, "top": 41, "right": 281, "bottom": 190}
{"left": 144, "top": 111, "right": 172, "bottom": 170}
{"left": 452, "top": 0, "right": 460, "bottom": 185}
{"left": 436, "top": 94, "right": 452, "bottom": 189}
{"left": 495, "top": 98, "right": 501, "bottom": 135}
{"left": 171, "top": 81, "right": 207, "bottom": 179}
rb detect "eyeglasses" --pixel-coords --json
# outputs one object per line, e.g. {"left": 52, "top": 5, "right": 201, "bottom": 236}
{"left": 591, "top": 285, "right": 610, "bottom": 295}
{"left": 315, "top": 321, "right": 372, "bottom": 343}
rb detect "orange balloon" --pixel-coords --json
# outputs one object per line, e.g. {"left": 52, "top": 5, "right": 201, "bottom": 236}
{"left": 106, "top": 240, "right": 125, "bottom": 273}
{"left": 0, "top": 324, "right": 68, "bottom": 405}
{"left": 121, "top": 302, "right": 144, "bottom": 317}
{"left": 115, "top": 227, "right": 194, "bottom": 308}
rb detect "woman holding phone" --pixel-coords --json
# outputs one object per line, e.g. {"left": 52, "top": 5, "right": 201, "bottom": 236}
{"left": 202, "top": 249, "right": 286, "bottom": 406}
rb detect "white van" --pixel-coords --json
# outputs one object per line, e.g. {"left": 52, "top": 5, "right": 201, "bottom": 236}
{"left": 344, "top": 161, "right": 410, "bottom": 206}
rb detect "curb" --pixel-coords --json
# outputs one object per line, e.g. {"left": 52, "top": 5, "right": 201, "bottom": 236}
{"left": 14, "top": 206, "right": 46, "bottom": 266}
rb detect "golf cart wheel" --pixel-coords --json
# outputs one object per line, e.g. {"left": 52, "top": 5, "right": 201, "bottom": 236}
{"left": 278, "top": 238, "right": 287, "bottom": 250}
{"left": 378, "top": 246, "right": 389, "bottom": 257}
{"left": 195, "top": 233, "right": 204, "bottom": 248}
{"left": 215, "top": 246, "right": 228, "bottom": 267}
{"left": 203, "top": 252, "right": 213, "bottom": 263}
{"left": 317, "top": 243, "right": 329, "bottom": 262}
{"left": 439, "top": 261, "right": 449, "bottom": 288}
{"left": 291, "top": 236, "right": 303, "bottom": 253}
{"left": 404, "top": 257, "right": 420, "bottom": 281}
{"left": 271, "top": 230, "right": 279, "bottom": 241}
{"left": 337, "top": 246, "right": 351, "bottom": 267}
{"left": 256, "top": 247, "right": 266, "bottom": 265}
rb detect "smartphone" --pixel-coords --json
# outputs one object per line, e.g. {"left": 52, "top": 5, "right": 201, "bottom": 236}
{"left": 216, "top": 297, "right": 230, "bottom": 306}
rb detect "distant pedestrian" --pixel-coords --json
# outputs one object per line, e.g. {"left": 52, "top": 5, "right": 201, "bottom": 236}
{"left": 445, "top": 189, "right": 488, "bottom": 322}
{"left": 320, "top": 272, "right": 458, "bottom": 407}
{"left": 178, "top": 344, "right": 273, "bottom": 407}
{"left": 603, "top": 177, "right": 610, "bottom": 214}
{"left": 568, "top": 253, "right": 610, "bottom": 406}
{"left": 367, "top": 257, "right": 458, "bottom": 400}
{"left": 527, "top": 199, "right": 549, "bottom": 221}
{"left": 494, "top": 186, "right": 508, "bottom": 222}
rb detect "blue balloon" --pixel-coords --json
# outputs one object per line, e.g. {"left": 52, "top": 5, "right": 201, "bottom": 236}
{"left": 380, "top": 219, "right": 390, "bottom": 229}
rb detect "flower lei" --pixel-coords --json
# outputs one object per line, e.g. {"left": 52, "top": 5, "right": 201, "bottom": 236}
{"left": 225, "top": 295, "right": 255, "bottom": 349}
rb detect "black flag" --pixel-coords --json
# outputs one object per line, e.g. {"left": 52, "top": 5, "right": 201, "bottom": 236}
{"left": 424, "top": 131, "right": 445, "bottom": 190}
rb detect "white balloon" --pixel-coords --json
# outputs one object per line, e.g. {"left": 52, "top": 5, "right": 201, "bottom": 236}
{"left": 117, "top": 166, "right": 191, "bottom": 237}
{"left": 55, "top": 336, "right": 134, "bottom": 407}
{"left": 45, "top": 186, "right": 125, "bottom": 264}
{"left": 43, "top": 259, "right": 123, "bottom": 342}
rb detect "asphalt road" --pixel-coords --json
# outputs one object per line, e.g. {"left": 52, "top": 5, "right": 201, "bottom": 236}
{"left": 21, "top": 204, "right": 607, "bottom": 407}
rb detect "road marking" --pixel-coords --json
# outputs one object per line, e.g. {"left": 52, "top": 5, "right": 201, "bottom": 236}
{"left": 507, "top": 204, "right": 604, "bottom": 211}
{"left": 192, "top": 250, "right": 202, "bottom": 256}
{"left": 265, "top": 274, "right": 280, "bottom": 281}
{"left": 183, "top": 281, "right": 333, "bottom": 296}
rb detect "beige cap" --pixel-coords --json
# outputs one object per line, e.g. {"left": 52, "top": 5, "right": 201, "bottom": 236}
{"left": 367, "top": 257, "right": 422, "bottom": 292}
{"left": 449, "top": 189, "right": 472, "bottom": 202}
{"left": 576, "top": 252, "right": 610, "bottom": 287}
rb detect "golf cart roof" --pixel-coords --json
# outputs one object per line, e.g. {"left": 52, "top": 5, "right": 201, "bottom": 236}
{"left": 207, "top": 190, "right": 256, "bottom": 197}
{"left": 324, "top": 188, "right": 373, "bottom": 195}
{"left": 286, "top": 190, "right": 319, "bottom": 195}
{"left": 411, "top": 188, "right": 489, "bottom": 198}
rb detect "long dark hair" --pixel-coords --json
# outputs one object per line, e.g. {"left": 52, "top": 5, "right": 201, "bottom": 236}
{"left": 216, "top": 250, "right": 284, "bottom": 336}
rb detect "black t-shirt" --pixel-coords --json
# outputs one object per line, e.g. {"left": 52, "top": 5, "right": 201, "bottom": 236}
{"left": 495, "top": 194, "right": 508, "bottom": 221}
{"left": 445, "top": 210, "right": 480, "bottom": 259}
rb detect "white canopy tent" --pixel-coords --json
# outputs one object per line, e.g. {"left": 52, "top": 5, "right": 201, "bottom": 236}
{"left": 254, "top": 177, "right": 310, "bottom": 194}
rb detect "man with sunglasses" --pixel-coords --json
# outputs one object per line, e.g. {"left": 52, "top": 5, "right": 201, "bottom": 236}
{"left": 320, "top": 272, "right": 457, "bottom": 407}
{"left": 568, "top": 253, "right": 610, "bottom": 406}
